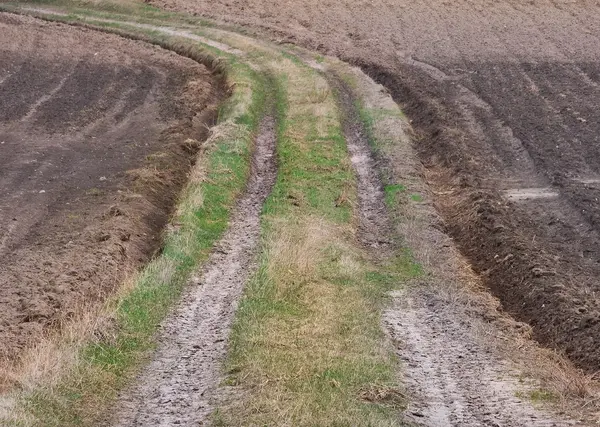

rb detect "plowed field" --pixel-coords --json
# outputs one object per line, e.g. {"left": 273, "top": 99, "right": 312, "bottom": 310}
{"left": 0, "top": 13, "right": 220, "bottom": 359}
{"left": 149, "top": 0, "right": 600, "bottom": 372}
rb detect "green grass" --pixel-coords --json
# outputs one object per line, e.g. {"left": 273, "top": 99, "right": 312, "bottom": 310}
{"left": 516, "top": 388, "right": 557, "bottom": 403}
{"left": 384, "top": 184, "right": 406, "bottom": 209}
{"left": 2, "top": 0, "right": 214, "bottom": 27}
{"left": 1, "top": 4, "right": 420, "bottom": 426}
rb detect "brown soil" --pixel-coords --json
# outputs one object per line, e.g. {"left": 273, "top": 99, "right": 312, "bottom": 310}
{"left": 148, "top": 0, "right": 600, "bottom": 373}
{"left": 0, "top": 13, "right": 221, "bottom": 361}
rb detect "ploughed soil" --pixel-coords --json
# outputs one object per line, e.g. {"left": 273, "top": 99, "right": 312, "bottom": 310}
{"left": 148, "top": 0, "right": 600, "bottom": 372}
{"left": 0, "top": 13, "right": 221, "bottom": 360}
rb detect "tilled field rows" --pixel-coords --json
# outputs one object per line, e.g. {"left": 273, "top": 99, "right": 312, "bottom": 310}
{"left": 0, "top": 13, "right": 221, "bottom": 360}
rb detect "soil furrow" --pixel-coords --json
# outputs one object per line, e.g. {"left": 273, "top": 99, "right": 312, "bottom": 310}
{"left": 0, "top": 12, "right": 221, "bottom": 361}
{"left": 146, "top": 0, "right": 600, "bottom": 373}
{"left": 110, "top": 114, "right": 276, "bottom": 427}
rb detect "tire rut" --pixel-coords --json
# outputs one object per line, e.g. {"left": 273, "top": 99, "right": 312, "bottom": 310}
{"left": 385, "top": 293, "right": 575, "bottom": 427}
{"left": 110, "top": 114, "right": 277, "bottom": 427}
{"left": 327, "top": 73, "right": 394, "bottom": 252}
{"left": 330, "top": 71, "right": 575, "bottom": 427}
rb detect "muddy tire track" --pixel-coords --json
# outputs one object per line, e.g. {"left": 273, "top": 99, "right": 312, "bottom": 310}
{"left": 110, "top": 115, "right": 277, "bottom": 427}
{"left": 141, "top": 0, "right": 600, "bottom": 373}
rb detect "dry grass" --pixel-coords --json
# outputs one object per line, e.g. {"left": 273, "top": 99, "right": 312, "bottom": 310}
{"left": 214, "top": 45, "right": 409, "bottom": 426}
{"left": 220, "top": 218, "right": 405, "bottom": 426}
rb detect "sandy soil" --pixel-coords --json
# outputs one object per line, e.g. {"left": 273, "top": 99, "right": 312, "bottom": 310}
{"left": 0, "top": 13, "right": 221, "bottom": 360}
{"left": 147, "top": 0, "right": 600, "bottom": 373}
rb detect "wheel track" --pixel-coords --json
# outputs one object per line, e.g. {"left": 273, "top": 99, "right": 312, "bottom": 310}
{"left": 330, "top": 67, "right": 577, "bottom": 426}
{"left": 4, "top": 7, "right": 590, "bottom": 425}
{"left": 111, "top": 113, "right": 277, "bottom": 426}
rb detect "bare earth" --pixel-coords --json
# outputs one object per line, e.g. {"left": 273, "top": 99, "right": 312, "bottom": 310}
{"left": 149, "top": 0, "right": 600, "bottom": 373}
{"left": 13, "top": 8, "right": 591, "bottom": 426}
{"left": 336, "top": 63, "right": 577, "bottom": 426}
{"left": 0, "top": 13, "right": 220, "bottom": 361}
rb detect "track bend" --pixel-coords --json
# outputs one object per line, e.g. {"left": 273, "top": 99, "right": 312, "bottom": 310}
{"left": 9, "top": 8, "right": 585, "bottom": 426}
{"left": 110, "top": 114, "right": 276, "bottom": 427}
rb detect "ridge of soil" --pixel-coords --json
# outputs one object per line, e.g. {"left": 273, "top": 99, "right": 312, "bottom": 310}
{"left": 109, "top": 113, "right": 277, "bottom": 426}
{"left": 145, "top": 0, "right": 600, "bottom": 373}
{"left": 0, "top": 13, "right": 221, "bottom": 362}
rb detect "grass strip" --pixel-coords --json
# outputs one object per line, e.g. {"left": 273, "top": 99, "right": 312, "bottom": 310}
{"left": 214, "top": 54, "right": 416, "bottom": 427}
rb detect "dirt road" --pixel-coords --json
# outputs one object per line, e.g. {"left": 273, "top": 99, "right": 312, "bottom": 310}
{"left": 0, "top": 13, "right": 220, "bottom": 360}
{"left": 6, "top": 7, "right": 591, "bottom": 425}
{"left": 149, "top": 0, "right": 600, "bottom": 373}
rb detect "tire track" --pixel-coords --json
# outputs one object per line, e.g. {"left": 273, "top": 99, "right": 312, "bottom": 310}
{"left": 326, "top": 74, "right": 393, "bottom": 251}
{"left": 330, "top": 71, "right": 575, "bottom": 427}
{"left": 111, "top": 113, "right": 277, "bottom": 427}
{"left": 385, "top": 293, "right": 575, "bottom": 427}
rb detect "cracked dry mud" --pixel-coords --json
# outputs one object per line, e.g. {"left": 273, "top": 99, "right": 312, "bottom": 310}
{"left": 109, "top": 116, "right": 276, "bottom": 427}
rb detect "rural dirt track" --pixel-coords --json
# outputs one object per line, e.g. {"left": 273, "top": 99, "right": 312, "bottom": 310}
{"left": 109, "top": 112, "right": 277, "bottom": 426}
{"left": 149, "top": 0, "right": 600, "bottom": 373}
{"left": 0, "top": 13, "right": 220, "bottom": 361}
